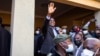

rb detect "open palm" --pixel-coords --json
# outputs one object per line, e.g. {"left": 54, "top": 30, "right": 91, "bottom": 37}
{"left": 48, "top": 2, "right": 56, "bottom": 14}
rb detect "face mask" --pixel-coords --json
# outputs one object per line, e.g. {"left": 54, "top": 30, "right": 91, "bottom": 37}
{"left": 62, "top": 29, "right": 67, "bottom": 34}
{"left": 74, "top": 40, "right": 82, "bottom": 47}
{"left": 35, "top": 31, "right": 40, "bottom": 34}
{"left": 81, "top": 49, "right": 94, "bottom": 56}
{"left": 83, "top": 30, "right": 88, "bottom": 35}
{"left": 66, "top": 44, "right": 74, "bottom": 52}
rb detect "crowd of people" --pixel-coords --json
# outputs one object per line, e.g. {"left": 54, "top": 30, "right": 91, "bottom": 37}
{"left": 34, "top": 2, "right": 100, "bottom": 56}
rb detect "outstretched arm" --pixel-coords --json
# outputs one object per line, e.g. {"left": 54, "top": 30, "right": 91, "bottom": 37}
{"left": 42, "top": 2, "right": 56, "bottom": 37}
{"left": 82, "top": 19, "right": 96, "bottom": 29}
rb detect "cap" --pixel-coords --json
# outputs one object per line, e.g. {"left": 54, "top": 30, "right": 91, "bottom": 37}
{"left": 54, "top": 34, "right": 70, "bottom": 44}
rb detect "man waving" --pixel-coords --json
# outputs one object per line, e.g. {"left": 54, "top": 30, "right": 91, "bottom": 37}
{"left": 40, "top": 2, "right": 58, "bottom": 56}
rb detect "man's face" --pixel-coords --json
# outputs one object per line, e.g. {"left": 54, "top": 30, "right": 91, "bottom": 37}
{"left": 59, "top": 39, "right": 71, "bottom": 49}
{"left": 58, "top": 28, "right": 63, "bottom": 34}
{"left": 59, "top": 40, "right": 68, "bottom": 49}
{"left": 65, "top": 39, "right": 71, "bottom": 45}
{"left": 75, "top": 34, "right": 82, "bottom": 40}
{"left": 49, "top": 18, "right": 55, "bottom": 27}
{"left": 74, "top": 34, "right": 83, "bottom": 46}
{"left": 83, "top": 38, "right": 100, "bottom": 54}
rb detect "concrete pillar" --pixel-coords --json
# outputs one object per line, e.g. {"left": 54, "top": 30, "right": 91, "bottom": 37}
{"left": 10, "top": 0, "right": 35, "bottom": 56}
{"left": 95, "top": 11, "right": 100, "bottom": 26}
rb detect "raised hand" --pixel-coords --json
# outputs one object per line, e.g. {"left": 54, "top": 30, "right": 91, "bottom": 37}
{"left": 90, "top": 19, "right": 96, "bottom": 22}
{"left": 48, "top": 2, "right": 56, "bottom": 16}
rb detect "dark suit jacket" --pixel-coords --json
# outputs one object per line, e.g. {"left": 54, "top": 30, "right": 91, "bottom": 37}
{"left": 40, "top": 17, "right": 58, "bottom": 54}
{"left": 0, "top": 26, "right": 11, "bottom": 56}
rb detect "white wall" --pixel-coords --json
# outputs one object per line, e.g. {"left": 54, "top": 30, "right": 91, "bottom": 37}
{"left": 10, "top": 0, "right": 35, "bottom": 56}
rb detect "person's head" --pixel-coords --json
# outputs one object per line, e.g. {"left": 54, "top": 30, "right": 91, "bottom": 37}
{"left": 54, "top": 34, "right": 70, "bottom": 50}
{"left": 65, "top": 38, "right": 74, "bottom": 52}
{"left": 57, "top": 27, "right": 67, "bottom": 35}
{"left": 72, "top": 25, "right": 80, "bottom": 33}
{"left": 74, "top": 33, "right": 84, "bottom": 47}
{"left": 62, "top": 25, "right": 67, "bottom": 29}
{"left": 65, "top": 38, "right": 72, "bottom": 45}
{"left": 62, "top": 30, "right": 67, "bottom": 34}
{"left": 82, "top": 38, "right": 100, "bottom": 56}
{"left": 49, "top": 18, "right": 55, "bottom": 27}
{"left": 78, "top": 31, "right": 83, "bottom": 35}
{"left": 56, "top": 26, "right": 60, "bottom": 31}
{"left": 58, "top": 28, "right": 63, "bottom": 34}
{"left": 62, "top": 25, "right": 67, "bottom": 34}
{"left": 74, "top": 25, "right": 78, "bottom": 29}
{"left": 35, "top": 27, "right": 41, "bottom": 34}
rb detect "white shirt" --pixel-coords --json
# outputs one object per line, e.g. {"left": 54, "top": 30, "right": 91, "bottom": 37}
{"left": 53, "top": 28, "right": 58, "bottom": 37}
{"left": 75, "top": 45, "right": 83, "bottom": 56}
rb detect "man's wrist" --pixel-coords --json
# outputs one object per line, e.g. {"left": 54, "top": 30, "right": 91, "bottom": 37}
{"left": 47, "top": 13, "right": 52, "bottom": 17}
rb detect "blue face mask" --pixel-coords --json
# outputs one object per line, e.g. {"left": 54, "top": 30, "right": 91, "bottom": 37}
{"left": 65, "top": 44, "right": 74, "bottom": 52}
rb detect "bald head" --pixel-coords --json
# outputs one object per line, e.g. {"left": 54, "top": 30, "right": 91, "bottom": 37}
{"left": 83, "top": 38, "right": 100, "bottom": 52}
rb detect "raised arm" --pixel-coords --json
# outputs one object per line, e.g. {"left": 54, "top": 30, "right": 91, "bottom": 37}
{"left": 82, "top": 19, "right": 96, "bottom": 29}
{"left": 42, "top": 2, "right": 56, "bottom": 36}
